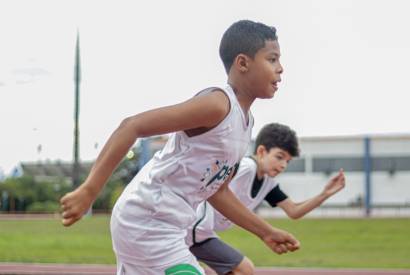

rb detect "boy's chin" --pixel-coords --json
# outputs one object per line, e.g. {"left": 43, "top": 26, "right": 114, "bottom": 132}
{"left": 265, "top": 90, "right": 277, "bottom": 98}
{"left": 260, "top": 93, "right": 275, "bottom": 99}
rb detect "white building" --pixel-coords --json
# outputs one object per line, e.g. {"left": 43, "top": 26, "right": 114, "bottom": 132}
{"left": 260, "top": 134, "right": 410, "bottom": 217}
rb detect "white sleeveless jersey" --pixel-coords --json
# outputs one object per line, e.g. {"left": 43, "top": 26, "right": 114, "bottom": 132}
{"left": 111, "top": 85, "right": 253, "bottom": 267}
{"left": 187, "top": 157, "right": 279, "bottom": 245}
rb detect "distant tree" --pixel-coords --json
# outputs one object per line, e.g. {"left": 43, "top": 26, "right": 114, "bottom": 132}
{"left": 0, "top": 146, "right": 142, "bottom": 213}
{"left": 0, "top": 176, "right": 71, "bottom": 213}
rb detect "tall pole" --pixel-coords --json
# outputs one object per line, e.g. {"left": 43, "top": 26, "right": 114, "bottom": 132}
{"left": 363, "top": 136, "right": 372, "bottom": 217}
{"left": 73, "top": 30, "right": 81, "bottom": 187}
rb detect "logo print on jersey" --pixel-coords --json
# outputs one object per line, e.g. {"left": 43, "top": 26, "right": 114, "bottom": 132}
{"left": 199, "top": 161, "right": 240, "bottom": 193}
{"left": 200, "top": 160, "right": 225, "bottom": 182}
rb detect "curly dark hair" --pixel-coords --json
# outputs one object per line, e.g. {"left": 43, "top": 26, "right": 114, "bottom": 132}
{"left": 254, "top": 123, "right": 300, "bottom": 157}
{"left": 219, "top": 20, "right": 277, "bottom": 73}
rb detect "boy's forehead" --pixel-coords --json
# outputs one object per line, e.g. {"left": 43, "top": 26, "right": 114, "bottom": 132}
{"left": 262, "top": 40, "right": 281, "bottom": 55}
{"left": 270, "top": 147, "right": 292, "bottom": 158}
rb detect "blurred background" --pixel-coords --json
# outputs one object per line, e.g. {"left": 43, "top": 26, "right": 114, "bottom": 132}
{"left": 1, "top": 0, "right": 409, "bottom": 272}
{"left": 1, "top": 0, "right": 409, "bottom": 216}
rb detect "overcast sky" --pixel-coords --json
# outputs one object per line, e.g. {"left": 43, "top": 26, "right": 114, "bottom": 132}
{"left": 1, "top": 0, "right": 410, "bottom": 174}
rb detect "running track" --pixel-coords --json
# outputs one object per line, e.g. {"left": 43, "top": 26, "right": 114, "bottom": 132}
{"left": 0, "top": 263, "right": 409, "bottom": 275}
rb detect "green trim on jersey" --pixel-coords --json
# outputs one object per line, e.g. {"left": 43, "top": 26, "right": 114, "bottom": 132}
{"left": 165, "top": 263, "right": 202, "bottom": 275}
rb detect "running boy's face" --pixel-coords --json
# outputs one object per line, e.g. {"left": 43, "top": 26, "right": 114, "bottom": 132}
{"left": 243, "top": 40, "right": 283, "bottom": 98}
{"left": 257, "top": 146, "right": 292, "bottom": 178}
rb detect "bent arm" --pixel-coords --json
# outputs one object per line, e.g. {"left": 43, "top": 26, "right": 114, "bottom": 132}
{"left": 208, "top": 184, "right": 278, "bottom": 239}
{"left": 277, "top": 195, "right": 328, "bottom": 219}
{"left": 60, "top": 90, "right": 229, "bottom": 226}
{"left": 208, "top": 182, "right": 300, "bottom": 254}
{"left": 278, "top": 169, "right": 346, "bottom": 219}
{"left": 80, "top": 91, "right": 230, "bottom": 197}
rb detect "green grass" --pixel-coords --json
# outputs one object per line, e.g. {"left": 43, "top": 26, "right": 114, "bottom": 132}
{"left": 0, "top": 216, "right": 409, "bottom": 268}
{"left": 0, "top": 216, "right": 114, "bottom": 264}
{"left": 220, "top": 218, "right": 410, "bottom": 268}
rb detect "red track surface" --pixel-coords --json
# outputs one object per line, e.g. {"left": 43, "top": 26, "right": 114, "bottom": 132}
{"left": 0, "top": 263, "right": 409, "bottom": 275}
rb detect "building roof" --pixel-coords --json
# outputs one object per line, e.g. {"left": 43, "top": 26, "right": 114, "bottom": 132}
{"left": 20, "top": 161, "right": 92, "bottom": 181}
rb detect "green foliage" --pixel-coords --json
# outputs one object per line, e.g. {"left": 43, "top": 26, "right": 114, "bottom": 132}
{"left": 91, "top": 152, "right": 138, "bottom": 211}
{"left": 93, "top": 181, "right": 124, "bottom": 211}
{"left": 0, "top": 176, "right": 72, "bottom": 213}
{"left": 109, "top": 185, "right": 125, "bottom": 209}
{"left": 0, "top": 152, "right": 140, "bottom": 213}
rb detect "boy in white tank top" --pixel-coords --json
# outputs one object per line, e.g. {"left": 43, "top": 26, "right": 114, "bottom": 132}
{"left": 188, "top": 123, "right": 346, "bottom": 274}
{"left": 60, "top": 21, "right": 300, "bottom": 274}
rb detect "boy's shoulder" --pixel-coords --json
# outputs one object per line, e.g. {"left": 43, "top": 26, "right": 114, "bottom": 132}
{"left": 195, "top": 86, "right": 227, "bottom": 96}
{"left": 239, "top": 157, "right": 258, "bottom": 173}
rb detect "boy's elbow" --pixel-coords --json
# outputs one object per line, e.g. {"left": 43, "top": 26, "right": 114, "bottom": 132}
{"left": 119, "top": 116, "right": 133, "bottom": 128}
{"left": 288, "top": 212, "right": 303, "bottom": 220}
{"left": 288, "top": 214, "right": 298, "bottom": 220}
{"left": 119, "top": 116, "right": 140, "bottom": 136}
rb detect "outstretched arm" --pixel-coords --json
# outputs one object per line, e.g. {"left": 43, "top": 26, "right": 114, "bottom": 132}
{"left": 208, "top": 182, "right": 300, "bottom": 255}
{"left": 60, "top": 90, "right": 230, "bottom": 226}
{"left": 277, "top": 169, "right": 345, "bottom": 219}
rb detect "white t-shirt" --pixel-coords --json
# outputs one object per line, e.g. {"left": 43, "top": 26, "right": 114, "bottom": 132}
{"left": 187, "top": 157, "right": 283, "bottom": 245}
{"left": 111, "top": 85, "right": 253, "bottom": 267}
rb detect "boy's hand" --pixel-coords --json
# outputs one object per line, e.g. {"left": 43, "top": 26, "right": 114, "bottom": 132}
{"left": 323, "top": 169, "right": 346, "bottom": 197}
{"left": 60, "top": 185, "right": 95, "bottom": 226}
{"left": 262, "top": 228, "right": 300, "bottom": 254}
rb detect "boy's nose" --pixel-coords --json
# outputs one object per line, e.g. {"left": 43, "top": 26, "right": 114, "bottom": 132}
{"left": 278, "top": 62, "right": 284, "bottom": 74}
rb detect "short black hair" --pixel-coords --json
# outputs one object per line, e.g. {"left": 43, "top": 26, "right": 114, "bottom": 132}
{"left": 254, "top": 123, "right": 300, "bottom": 157}
{"left": 219, "top": 20, "right": 278, "bottom": 73}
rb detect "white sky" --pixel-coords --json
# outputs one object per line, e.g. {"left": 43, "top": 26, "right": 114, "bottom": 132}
{"left": 1, "top": 0, "right": 410, "bottom": 174}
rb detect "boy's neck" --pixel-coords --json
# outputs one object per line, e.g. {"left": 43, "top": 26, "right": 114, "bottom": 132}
{"left": 228, "top": 78, "right": 255, "bottom": 115}
{"left": 251, "top": 154, "right": 265, "bottom": 180}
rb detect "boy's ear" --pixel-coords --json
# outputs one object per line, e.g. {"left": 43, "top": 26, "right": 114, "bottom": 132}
{"left": 234, "top": 54, "right": 249, "bottom": 73}
{"left": 256, "top": 145, "right": 268, "bottom": 157}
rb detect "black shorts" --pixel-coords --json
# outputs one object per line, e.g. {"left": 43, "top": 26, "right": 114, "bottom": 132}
{"left": 189, "top": 238, "right": 244, "bottom": 275}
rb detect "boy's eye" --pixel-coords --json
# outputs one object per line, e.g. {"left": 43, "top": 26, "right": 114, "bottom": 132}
{"left": 269, "top": 58, "right": 276, "bottom": 63}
